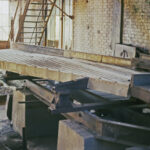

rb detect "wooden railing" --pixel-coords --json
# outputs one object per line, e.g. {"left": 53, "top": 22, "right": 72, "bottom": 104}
{"left": 16, "top": 0, "right": 31, "bottom": 42}
{"left": 38, "top": 0, "right": 57, "bottom": 45}
{"left": 29, "top": 1, "right": 49, "bottom": 45}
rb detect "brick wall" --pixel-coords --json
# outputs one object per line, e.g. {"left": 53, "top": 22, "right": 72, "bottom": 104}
{"left": 73, "top": 0, "right": 115, "bottom": 56}
{"left": 123, "top": 0, "right": 150, "bottom": 53}
{"left": 73, "top": 0, "right": 150, "bottom": 56}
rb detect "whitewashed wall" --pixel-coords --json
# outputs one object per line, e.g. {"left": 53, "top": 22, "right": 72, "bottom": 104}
{"left": 0, "top": 0, "right": 9, "bottom": 41}
{"left": 47, "top": 0, "right": 73, "bottom": 50}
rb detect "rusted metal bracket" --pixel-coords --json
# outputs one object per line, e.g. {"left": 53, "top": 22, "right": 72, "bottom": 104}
{"left": 24, "top": 78, "right": 135, "bottom": 114}
{"left": 24, "top": 78, "right": 92, "bottom": 113}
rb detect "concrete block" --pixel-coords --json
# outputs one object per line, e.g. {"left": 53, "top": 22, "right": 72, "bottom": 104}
{"left": 12, "top": 90, "right": 64, "bottom": 138}
{"left": 57, "top": 120, "right": 101, "bottom": 150}
{"left": 115, "top": 44, "right": 136, "bottom": 59}
{"left": 57, "top": 120, "right": 126, "bottom": 150}
{"left": 12, "top": 90, "right": 25, "bottom": 136}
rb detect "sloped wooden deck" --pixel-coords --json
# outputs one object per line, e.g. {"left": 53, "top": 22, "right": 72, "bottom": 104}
{"left": 0, "top": 49, "right": 140, "bottom": 97}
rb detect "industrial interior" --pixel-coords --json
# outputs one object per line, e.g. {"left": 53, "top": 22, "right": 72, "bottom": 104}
{"left": 0, "top": 0, "right": 150, "bottom": 149}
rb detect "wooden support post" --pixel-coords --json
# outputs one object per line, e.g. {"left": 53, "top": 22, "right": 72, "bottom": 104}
{"left": 44, "top": 0, "right": 48, "bottom": 46}
{"left": 11, "top": 19, "right": 14, "bottom": 42}
{"left": 61, "top": 0, "right": 64, "bottom": 49}
{"left": 19, "top": 15, "right": 24, "bottom": 42}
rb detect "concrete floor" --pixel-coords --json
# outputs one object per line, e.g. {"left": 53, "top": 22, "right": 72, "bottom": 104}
{"left": 0, "top": 105, "right": 57, "bottom": 150}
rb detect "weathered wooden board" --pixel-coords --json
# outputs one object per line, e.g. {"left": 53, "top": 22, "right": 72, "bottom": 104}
{"left": 0, "top": 41, "right": 10, "bottom": 49}
{"left": 140, "top": 53, "right": 150, "bottom": 61}
{"left": 132, "top": 58, "right": 150, "bottom": 71}
{"left": 11, "top": 42, "right": 64, "bottom": 56}
{"left": 64, "top": 50, "right": 131, "bottom": 67}
{"left": 0, "top": 49, "right": 140, "bottom": 97}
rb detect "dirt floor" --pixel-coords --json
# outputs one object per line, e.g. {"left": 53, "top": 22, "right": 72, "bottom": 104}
{"left": 0, "top": 105, "right": 57, "bottom": 150}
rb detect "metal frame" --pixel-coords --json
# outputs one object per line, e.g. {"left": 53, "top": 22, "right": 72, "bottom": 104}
{"left": 5, "top": 74, "right": 150, "bottom": 148}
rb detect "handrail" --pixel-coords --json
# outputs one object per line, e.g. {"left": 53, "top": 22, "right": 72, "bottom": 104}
{"left": 16, "top": 0, "right": 31, "bottom": 42}
{"left": 38, "top": 0, "right": 57, "bottom": 45}
{"left": 29, "top": 2, "right": 48, "bottom": 45}
{"left": 8, "top": 0, "right": 19, "bottom": 41}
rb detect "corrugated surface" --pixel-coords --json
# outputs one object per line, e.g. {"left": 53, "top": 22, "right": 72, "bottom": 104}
{"left": 0, "top": 49, "right": 138, "bottom": 83}
{"left": 0, "top": 49, "right": 142, "bottom": 96}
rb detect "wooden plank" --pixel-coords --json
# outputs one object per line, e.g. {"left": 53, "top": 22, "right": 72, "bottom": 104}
{"left": 11, "top": 42, "right": 64, "bottom": 56}
{"left": 131, "top": 86, "right": 150, "bottom": 103}
{"left": 64, "top": 111, "right": 103, "bottom": 136}
{"left": 102, "top": 55, "right": 131, "bottom": 67}
{"left": 25, "top": 80, "right": 54, "bottom": 105}
{"left": 132, "top": 58, "right": 150, "bottom": 71}
{"left": 88, "top": 78, "right": 129, "bottom": 97}
{"left": 140, "top": 54, "right": 150, "bottom": 61}
{"left": 0, "top": 41, "right": 10, "bottom": 49}
{"left": 64, "top": 50, "right": 131, "bottom": 67}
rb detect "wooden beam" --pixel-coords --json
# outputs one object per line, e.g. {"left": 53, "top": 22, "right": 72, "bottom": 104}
{"left": 140, "top": 54, "right": 150, "bottom": 61}
{"left": 11, "top": 42, "right": 64, "bottom": 56}
{"left": 132, "top": 58, "right": 150, "bottom": 71}
{"left": 64, "top": 50, "right": 132, "bottom": 67}
{"left": 0, "top": 41, "right": 10, "bottom": 49}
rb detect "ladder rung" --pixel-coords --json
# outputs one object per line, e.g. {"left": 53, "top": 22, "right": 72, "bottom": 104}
{"left": 26, "top": 15, "right": 47, "bottom": 17}
{"left": 20, "top": 37, "right": 41, "bottom": 39}
{"left": 24, "top": 27, "right": 44, "bottom": 28}
{"left": 24, "top": 21, "right": 44, "bottom": 23}
{"left": 30, "top": 3, "right": 52, "bottom": 5}
{"left": 27, "top": 9, "right": 51, "bottom": 11}
{"left": 20, "top": 32, "right": 42, "bottom": 34}
{"left": 23, "top": 42, "right": 38, "bottom": 44}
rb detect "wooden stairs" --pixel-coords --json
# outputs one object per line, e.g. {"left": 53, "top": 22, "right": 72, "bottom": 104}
{"left": 16, "top": 0, "right": 56, "bottom": 45}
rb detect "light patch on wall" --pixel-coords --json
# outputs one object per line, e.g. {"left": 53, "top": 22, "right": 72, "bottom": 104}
{"left": 0, "top": 0, "right": 9, "bottom": 41}
{"left": 47, "top": 0, "right": 73, "bottom": 49}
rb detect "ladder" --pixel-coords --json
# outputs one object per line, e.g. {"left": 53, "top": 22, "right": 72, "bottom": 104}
{"left": 16, "top": 0, "right": 56, "bottom": 45}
